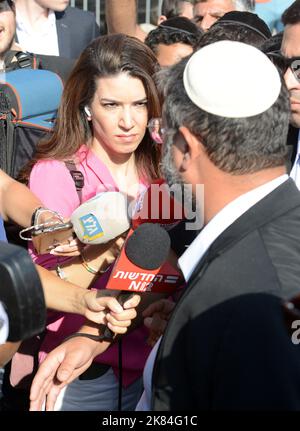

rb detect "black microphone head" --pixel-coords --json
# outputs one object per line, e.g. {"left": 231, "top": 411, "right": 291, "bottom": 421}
{"left": 125, "top": 223, "right": 171, "bottom": 270}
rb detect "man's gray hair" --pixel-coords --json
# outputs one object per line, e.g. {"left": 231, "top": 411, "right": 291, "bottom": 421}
{"left": 157, "top": 56, "right": 290, "bottom": 175}
{"left": 195, "top": 0, "right": 255, "bottom": 12}
{"left": 234, "top": 0, "right": 255, "bottom": 12}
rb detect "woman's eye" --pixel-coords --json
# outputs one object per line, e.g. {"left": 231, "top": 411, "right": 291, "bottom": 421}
{"left": 135, "top": 102, "right": 148, "bottom": 107}
{"left": 103, "top": 103, "right": 118, "bottom": 108}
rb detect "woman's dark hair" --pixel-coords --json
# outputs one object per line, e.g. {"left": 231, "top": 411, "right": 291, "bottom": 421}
{"left": 145, "top": 17, "right": 203, "bottom": 54}
{"left": 21, "top": 34, "right": 161, "bottom": 182}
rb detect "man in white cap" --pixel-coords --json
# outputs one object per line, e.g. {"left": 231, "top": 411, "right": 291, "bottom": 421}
{"left": 151, "top": 40, "right": 300, "bottom": 410}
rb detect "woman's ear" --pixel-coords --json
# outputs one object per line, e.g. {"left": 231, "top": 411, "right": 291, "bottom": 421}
{"left": 84, "top": 106, "right": 92, "bottom": 119}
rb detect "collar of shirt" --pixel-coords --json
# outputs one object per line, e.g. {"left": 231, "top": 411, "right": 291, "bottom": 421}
{"left": 178, "top": 174, "right": 289, "bottom": 282}
{"left": 16, "top": 9, "right": 56, "bottom": 36}
{"left": 295, "top": 130, "right": 300, "bottom": 158}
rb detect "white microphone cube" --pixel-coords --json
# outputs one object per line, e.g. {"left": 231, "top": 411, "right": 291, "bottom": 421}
{"left": 71, "top": 192, "right": 130, "bottom": 244}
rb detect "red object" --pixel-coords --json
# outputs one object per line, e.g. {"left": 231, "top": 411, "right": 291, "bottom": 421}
{"left": 106, "top": 228, "right": 183, "bottom": 294}
{"left": 131, "top": 179, "right": 185, "bottom": 230}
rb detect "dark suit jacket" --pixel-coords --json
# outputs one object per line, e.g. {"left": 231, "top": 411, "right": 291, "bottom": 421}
{"left": 287, "top": 125, "right": 298, "bottom": 172}
{"left": 152, "top": 179, "right": 300, "bottom": 410}
{"left": 55, "top": 6, "right": 100, "bottom": 59}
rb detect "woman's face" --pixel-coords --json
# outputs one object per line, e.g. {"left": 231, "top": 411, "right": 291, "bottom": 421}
{"left": 89, "top": 73, "right": 148, "bottom": 156}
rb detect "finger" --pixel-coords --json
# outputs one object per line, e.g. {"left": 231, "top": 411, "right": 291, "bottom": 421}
{"left": 123, "top": 294, "right": 141, "bottom": 309}
{"left": 30, "top": 375, "right": 54, "bottom": 411}
{"left": 107, "top": 322, "right": 128, "bottom": 334}
{"left": 45, "top": 383, "right": 65, "bottom": 411}
{"left": 50, "top": 249, "right": 81, "bottom": 256}
{"left": 106, "top": 313, "right": 132, "bottom": 328}
{"left": 98, "top": 297, "right": 123, "bottom": 314}
{"left": 56, "top": 361, "right": 76, "bottom": 383}
{"left": 30, "top": 365, "right": 56, "bottom": 402}
{"left": 109, "top": 308, "right": 137, "bottom": 321}
{"left": 85, "top": 293, "right": 106, "bottom": 312}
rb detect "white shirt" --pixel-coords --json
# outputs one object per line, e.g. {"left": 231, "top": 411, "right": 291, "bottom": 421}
{"left": 0, "top": 301, "right": 9, "bottom": 345}
{"left": 289, "top": 131, "right": 300, "bottom": 191}
{"left": 179, "top": 174, "right": 289, "bottom": 282}
{"left": 136, "top": 174, "right": 289, "bottom": 411}
{"left": 16, "top": 10, "right": 59, "bottom": 56}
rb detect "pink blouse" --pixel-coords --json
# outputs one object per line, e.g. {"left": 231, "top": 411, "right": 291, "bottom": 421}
{"left": 29, "top": 145, "right": 150, "bottom": 387}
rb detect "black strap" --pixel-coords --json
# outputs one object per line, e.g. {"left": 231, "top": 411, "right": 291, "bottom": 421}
{"left": 4, "top": 51, "right": 40, "bottom": 71}
{"left": 64, "top": 160, "right": 84, "bottom": 204}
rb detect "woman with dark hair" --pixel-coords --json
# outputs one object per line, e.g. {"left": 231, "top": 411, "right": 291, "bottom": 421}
{"left": 21, "top": 33, "right": 161, "bottom": 411}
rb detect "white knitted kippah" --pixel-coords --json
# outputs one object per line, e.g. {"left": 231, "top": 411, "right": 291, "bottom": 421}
{"left": 183, "top": 40, "right": 281, "bottom": 118}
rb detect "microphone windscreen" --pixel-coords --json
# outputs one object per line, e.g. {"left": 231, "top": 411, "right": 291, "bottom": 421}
{"left": 125, "top": 223, "right": 170, "bottom": 270}
{"left": 71, "top": 191, "right": 130, "bottom": 244}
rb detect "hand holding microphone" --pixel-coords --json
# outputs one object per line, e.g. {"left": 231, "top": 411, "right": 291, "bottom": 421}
{"left": 100, "top": 223, "right": 183, "bottom": 340}
{"left": 23, "top": 191, "right": 130, "bottom": 254}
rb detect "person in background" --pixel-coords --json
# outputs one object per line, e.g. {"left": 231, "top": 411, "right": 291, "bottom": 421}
{"left": 193, "top": 0, "right": 254, "bottom": 30}
{"left": 14, "top": 0, "right": 100, "bottom": 59}
{"left": 205, "top": 10, "right": 271, "bottom": 47}
{"left": 145, "top": 16, "right": 202, "bottom": 67}
{"left": 267, "top": 0, "right": 300, "bottom": 187}
{"left": 158, "top": 0, "right": 195, "bottom": 24}
{"left": 255, "top": 0, "right": 294, "bottom": 34}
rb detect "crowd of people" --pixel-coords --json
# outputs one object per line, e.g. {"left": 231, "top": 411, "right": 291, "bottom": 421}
{"left": 1, "top": 0, "right": 300, "bottom": 412}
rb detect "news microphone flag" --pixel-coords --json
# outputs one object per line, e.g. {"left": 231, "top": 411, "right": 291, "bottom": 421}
{"left": 106, "top": 224, "right": 183, "bottom": 295}
{"left": 71, "top": 191, "right": 130, "bottom": 244}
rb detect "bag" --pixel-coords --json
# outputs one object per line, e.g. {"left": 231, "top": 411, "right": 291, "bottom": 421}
{"left": 0, "top": 68, "right": 63, "bottom": 179}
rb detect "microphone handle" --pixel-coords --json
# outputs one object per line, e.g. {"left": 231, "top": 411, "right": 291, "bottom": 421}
{"left": 101, "top": 292, "right": 136, "bottom": 341}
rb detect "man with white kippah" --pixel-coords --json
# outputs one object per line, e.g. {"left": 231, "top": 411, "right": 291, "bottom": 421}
{"left": 145, "top": 40, "right": 300, "bottom": 410}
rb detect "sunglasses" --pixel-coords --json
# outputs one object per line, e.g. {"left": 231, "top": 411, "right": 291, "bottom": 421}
{"left": 268, "top": 51, "right": 300, "bottom": 83}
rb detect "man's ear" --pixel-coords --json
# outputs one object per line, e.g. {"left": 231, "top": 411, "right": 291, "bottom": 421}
{"left": 178, "top": 126, "right": 203, "bottom": 171}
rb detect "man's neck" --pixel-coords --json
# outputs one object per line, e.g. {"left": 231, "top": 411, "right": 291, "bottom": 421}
{"left": 15, "top": 0, "right": 49, "bottom": 30}
{"left": 203, "top": 166, "right": 287, "bottom": 224}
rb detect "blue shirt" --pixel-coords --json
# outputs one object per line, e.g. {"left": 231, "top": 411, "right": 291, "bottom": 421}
{"left": 0, "top": 216, "right": 7, "bottom": 242}
{"left": 255, "top": 0, "right": 294, "bottom": 33}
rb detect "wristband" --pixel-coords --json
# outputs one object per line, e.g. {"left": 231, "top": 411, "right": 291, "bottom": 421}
{"left": 30, "top": 206, "right": 43, "bottom": 226}
{"left": 81, "top": 249, "right": 105, "bottom": 275}
{"left": 64, "top": 331, "right": 110, "bottom": 343}
{"left": 55, "top": 264, "right": 67, "bottom": 281}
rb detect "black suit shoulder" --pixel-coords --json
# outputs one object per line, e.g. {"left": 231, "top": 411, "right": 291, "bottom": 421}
{"left": 153, "top": 180, "right": 300, "bottom": 410}
{"left": 153, "top": 293, "right": 300, "bottom": 410}
{"left": 55, "top": 7, "right": 100, "bottom": 59}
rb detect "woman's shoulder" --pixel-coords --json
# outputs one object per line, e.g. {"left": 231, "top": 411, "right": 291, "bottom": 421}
{"left": 32, "top": 158, "right": 66, "bottom": 171}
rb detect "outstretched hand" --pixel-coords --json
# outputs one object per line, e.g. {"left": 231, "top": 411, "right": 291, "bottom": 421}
{"left": 30, "top": 294, "right": 141, "bottom": 411}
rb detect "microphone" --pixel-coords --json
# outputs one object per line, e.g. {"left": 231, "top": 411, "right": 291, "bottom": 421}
{"left": 131, "top": 179, "right": 185, "bottom": 231}
{"left": 30, "top": 191, "right": 130, "bottom": 254}
{"left": 101, "top": 223, "right": 183, "bottom": 340}
{"left": 71, "top": 191, "right": 130, "bottom": 244}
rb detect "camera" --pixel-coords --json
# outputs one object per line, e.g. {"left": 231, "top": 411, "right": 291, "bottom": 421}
{"left": 0, "top": 241, "right": 46, "bottom": 343}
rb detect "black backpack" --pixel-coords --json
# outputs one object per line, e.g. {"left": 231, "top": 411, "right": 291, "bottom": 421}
{"left": 0, "top": 67, "right": 63, "bottom": 179}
